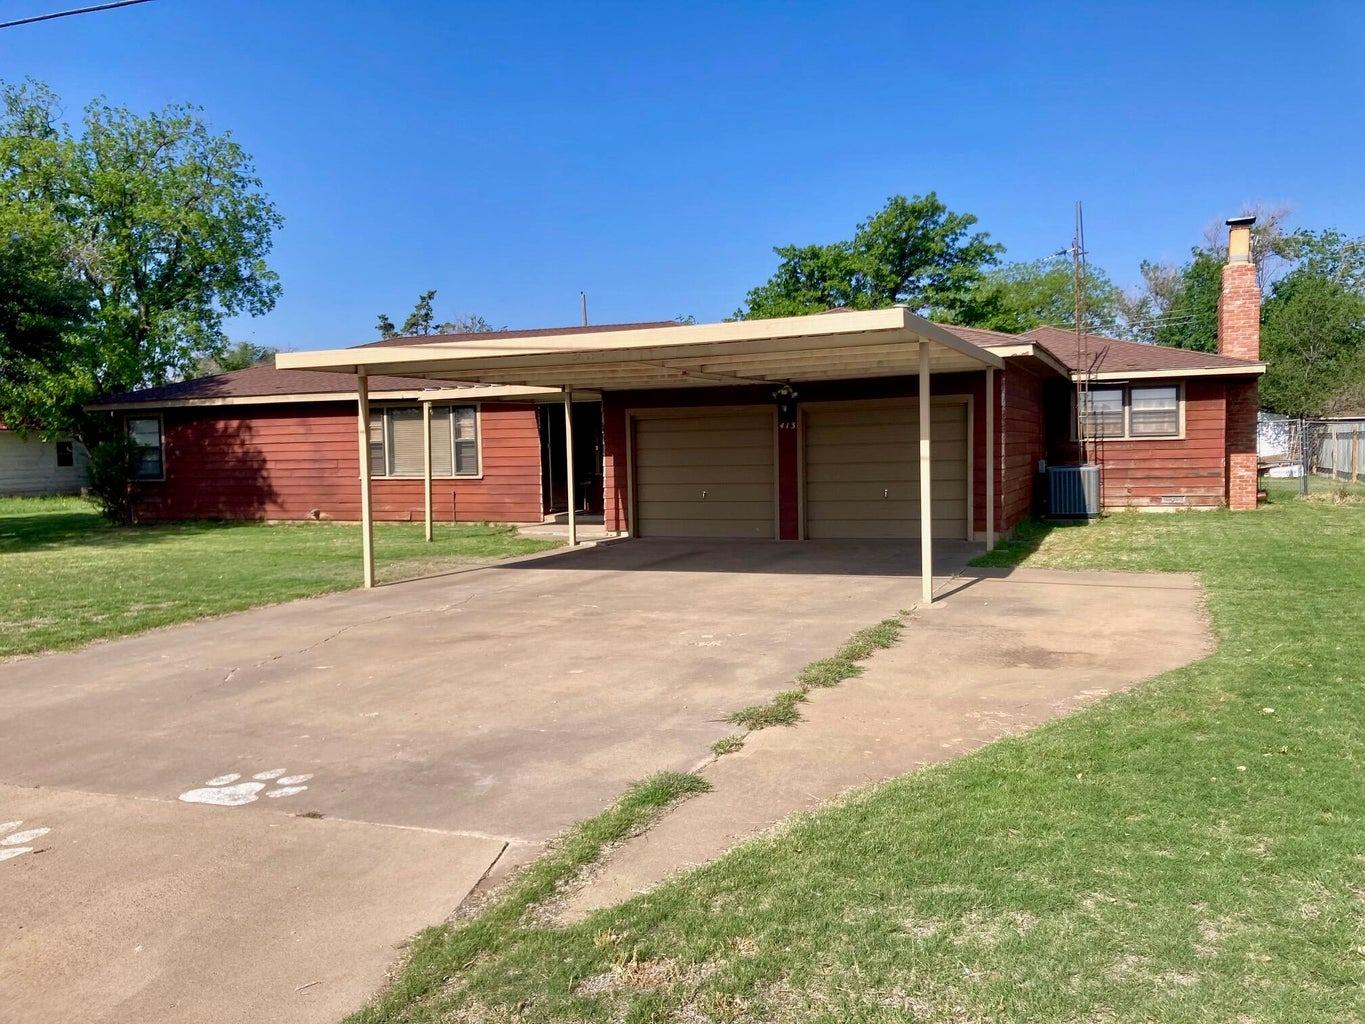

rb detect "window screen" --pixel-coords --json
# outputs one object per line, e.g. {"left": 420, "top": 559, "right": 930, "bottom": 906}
{"left": 1082, "top": 389, "right": 1125, "bottom": 438}
{"left": 126, "top": 417, "right": 163, "bottom": 480}
{"left": 1129, "top": 386, "right": 1179, "bottom": 437}
{"left": 55, "top": 440, "right": 74, "bottom": 468}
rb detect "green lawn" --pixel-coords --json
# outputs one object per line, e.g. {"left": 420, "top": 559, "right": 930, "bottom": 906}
{"left": 350, "top": 480, "right": 1364, "bottom": 1024}
{"left": 0, "top": 496, "right": 558, "bottom": 658}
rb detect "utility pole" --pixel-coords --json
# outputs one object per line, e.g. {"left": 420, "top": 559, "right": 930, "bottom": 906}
{"left": 579, "top": 292, "right": 588, "bottom": 327}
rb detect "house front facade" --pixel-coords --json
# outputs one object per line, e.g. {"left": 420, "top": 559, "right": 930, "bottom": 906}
{"left": 103, "top": 219, "right": 1265, "bottom": 543}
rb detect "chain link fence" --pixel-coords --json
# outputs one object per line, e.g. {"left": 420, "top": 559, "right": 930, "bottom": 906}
{"left": 1259, "top": 413, "right": 1365, "bottom": 496}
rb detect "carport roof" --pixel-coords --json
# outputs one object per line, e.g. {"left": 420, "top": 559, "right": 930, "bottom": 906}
{"left": 274, "top": 307, "right": 1004, "bottom": 392}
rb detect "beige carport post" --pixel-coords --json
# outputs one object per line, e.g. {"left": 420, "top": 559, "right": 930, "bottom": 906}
{"left": 919, "top": 342, "right": 933, "bottom": 605}
{"left": 422, "top": 400, "right": 433, "bottom": 543}
{"left": 985, "top": 367, "right": 996, "bottom": 549}
{"left": 356, "top": 374, "right": 376, "bottom": 588}
{"left": 563, "top": 387, "right": 577, "bottom": 546}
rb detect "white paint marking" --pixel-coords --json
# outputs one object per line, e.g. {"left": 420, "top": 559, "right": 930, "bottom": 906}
{"left": 276, "top": 774, "right": 313, "bottom": 786}
{"left": 253, "top": 768, "right": 288, "bottom": 780}
{"left": 266, "top": 785, "right": 308, "bottom": 798}
{"left": 206, "top": 773, "right": 241, "bottom": 786}
{"left": 1, "top": 827, "right": 49, "bottom": 846}
{"left": 179, "top": 781, "right": 266, "bottom": 806}
{"left": 0, "top": 847, "right": 33, "bottom": 862}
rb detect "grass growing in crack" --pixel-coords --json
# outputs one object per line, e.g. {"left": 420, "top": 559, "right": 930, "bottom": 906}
{"left": 728, "top": 689, "right": 806, "bottom": 729}
{"left": 710, "top": 734, "right": 745, "bottom": 756}
{"left": 346, "top": 771, "right": 708, "bottom": 1024}
{"left": 727, "top": 616, "right": 907, "bottom": 731}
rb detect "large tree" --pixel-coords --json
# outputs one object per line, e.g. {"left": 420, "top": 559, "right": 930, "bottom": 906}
{"left": 376, "top": 290, "right": 499, "bottom": 338}
{"left": 0, "top": 79, "right": 282, "bottom": 517}
{"left": 941, "top": 257, "right": 1124, "bottom": 335}
{"left": 1260, "top": 269, "right": 1365, "bottom": 416}
{"left": 0, "top": 203, "right": 91, "bottom": 396}
{"left": 736, "top": 193, "right": 1002, "bottom": 321}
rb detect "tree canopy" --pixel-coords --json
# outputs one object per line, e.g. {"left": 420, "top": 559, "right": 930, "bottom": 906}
{"left": 1260, "top": 268, "right": 1365, "bottom": 416}
{"left": 188, "top": 340, "right": 278, "bottom": 378}
{"left": 0, "top": 79, "right": 282, "bottom": 442}
{"left": 376, "top": 290, "right": 499, "bottom": 338}
{"left": 938, "top": 257, "right": 1124, "bottom": 335}
{"left": 736, "top": 194, "right": 1002, "bottom": 321}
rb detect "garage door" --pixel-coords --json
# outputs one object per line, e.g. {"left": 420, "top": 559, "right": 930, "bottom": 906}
{"left": 633, "top": 409, "right": 775, "bottom": 538}
{"left": 804, "top": 400, "right": 969, "bottom": 539}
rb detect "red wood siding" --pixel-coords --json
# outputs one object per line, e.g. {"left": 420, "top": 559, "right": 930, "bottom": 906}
{"left": 1000, "top": 365, "right": 1046, "bottom": 530}
{"left": 1045, "top": 377, "right": 1231, "bottom": 508}
{"left": 130, "top": 402, "right": 543, "bottom": 523}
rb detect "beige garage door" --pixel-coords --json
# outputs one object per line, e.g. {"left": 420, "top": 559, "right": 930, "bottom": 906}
{"left": 804, "top": 400, "right": 969, "bottom": 539}
{"left": 633, "top": 409, "right": 775, "bottom": 538}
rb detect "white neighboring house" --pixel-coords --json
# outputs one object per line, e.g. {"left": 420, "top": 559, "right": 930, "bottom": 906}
{"left": 0, "top": 425, "right": 90, "bottom": 496}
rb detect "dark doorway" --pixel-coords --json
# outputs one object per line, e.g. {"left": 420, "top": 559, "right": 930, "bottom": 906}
{"left": 539, "top": 401, "right": 604, "bottom": 517}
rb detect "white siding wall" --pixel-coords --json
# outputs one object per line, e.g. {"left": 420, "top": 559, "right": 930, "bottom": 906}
{"left": 0, "top": 431, "right": 90, "bottom": 496}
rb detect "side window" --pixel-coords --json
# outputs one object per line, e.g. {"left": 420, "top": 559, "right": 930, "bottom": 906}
{"left": 451, "top": 406, "right": 479, "bottom": 476}
{"left": 1082, "top": 388, "right": 1125, "bottom": 438}
{"left": 126, "top": 417, "right": 164, "bottom": 480}
{"left": 1130, "top": 386, "right": 1180, "bottom": 437}
{"left": 55, "top": 440, "right": 74, "bottom": 468}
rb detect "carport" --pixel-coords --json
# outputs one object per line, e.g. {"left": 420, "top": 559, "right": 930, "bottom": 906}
{"left": 276, "top": 308, "right": 1004, "bottom": 603}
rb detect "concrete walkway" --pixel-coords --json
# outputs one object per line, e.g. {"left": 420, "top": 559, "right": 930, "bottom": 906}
{"left": 0, "top": 539, "right": 973, "bottom": 1024}
{"left": 555, "top": 566, "right": 1212, "bottom": 923}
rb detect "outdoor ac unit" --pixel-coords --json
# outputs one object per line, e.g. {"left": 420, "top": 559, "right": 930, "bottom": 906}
{"left": 1047, "top": 464, "right": 1100, "bottom": 519}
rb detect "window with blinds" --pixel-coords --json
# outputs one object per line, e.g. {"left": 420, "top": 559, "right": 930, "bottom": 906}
{"left": 1082, "top": 388, "right": 1126, "bottom": 438}
{"left": 368, "top": 405, "right": 478, "bottom": 477}
{"left": 1075, "top": 385, "right": 1181, "bottom": 440}
{"left": 1129, "top": 386, "right": 1179, "bottom": 437}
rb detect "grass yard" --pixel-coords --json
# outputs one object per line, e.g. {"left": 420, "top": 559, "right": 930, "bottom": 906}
{"left": 350, "top": 480, "right": 1364, "bottom": 1024}
{"left": 0, "top": 496, "right": 558, "bottom": 658}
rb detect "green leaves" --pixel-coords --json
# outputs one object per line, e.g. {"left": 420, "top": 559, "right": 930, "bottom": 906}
{"left": 737, "top": 193, "right": 1002, "bottom": 320}
{"left": 0, "top": 77, "right": 283, "bottom": 417}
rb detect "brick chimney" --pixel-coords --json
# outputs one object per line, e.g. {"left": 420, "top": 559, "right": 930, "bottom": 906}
{"left": 1217, "top": 215, "right": 1260, "bottom": 360}
{"left": 1219, "top": 215, "right": 1261, "bottom": 510}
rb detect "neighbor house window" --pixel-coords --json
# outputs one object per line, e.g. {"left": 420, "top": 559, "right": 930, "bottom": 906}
{"left": 126, "top": 417, "right": 164, "bottom": 480}
{"left": 1076, "top": 384, "right": 1182, "bottom": 440}
{"left": 55, "top": 440, "right": 74, "bottom": 468}
{"left": 367, "top": 405, "right": 480, "bottom": 477}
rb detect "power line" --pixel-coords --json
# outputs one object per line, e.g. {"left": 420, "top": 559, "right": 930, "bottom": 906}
{"left": 0, "top": 0, "right": 154, "bottom": 30}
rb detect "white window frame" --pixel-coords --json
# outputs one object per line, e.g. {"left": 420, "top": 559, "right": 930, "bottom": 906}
{"left": 126, "top": 414, "right": 165, "bottom": 481}
{"left": 369, "top": 403, "right": 483, "bottom": 479}
{"left": 1073, "top": 382, "right": 1185, "bottom": 442}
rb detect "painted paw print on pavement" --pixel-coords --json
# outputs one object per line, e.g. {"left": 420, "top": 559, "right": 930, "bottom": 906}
{"left": 1, "top": 819, "right": 50, "bottom": 862}
{"left": 178, "top": 768, "right": 314, "bottom": 807}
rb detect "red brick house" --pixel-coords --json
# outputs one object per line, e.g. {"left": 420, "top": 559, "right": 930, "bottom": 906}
{"left": 102, "top": 220, "right": 1265, "bottom": 559}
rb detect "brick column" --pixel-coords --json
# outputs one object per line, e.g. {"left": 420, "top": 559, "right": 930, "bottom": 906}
{"left": 1226, "top": 379, "right": 1259, "bottom": 510}
{"left": 1218, "top": 216, "right": 1261, "bottom": 510}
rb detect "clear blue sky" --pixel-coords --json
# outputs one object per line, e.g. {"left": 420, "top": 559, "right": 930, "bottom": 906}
{"left": 5, "top": 1, "right": 1364, "bottom": 351}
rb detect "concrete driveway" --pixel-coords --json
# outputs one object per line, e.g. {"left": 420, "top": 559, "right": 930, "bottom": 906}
{"left": 0, "top": 539, "right": 975, "bottom": 1024}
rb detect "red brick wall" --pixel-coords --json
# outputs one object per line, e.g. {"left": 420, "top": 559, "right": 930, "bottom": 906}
{"left": 1045, "top": 378, "right": 1237, "bottom": 508}
{"left": 1225, "top": 377, "right": 1260, "bottom": 510}
{"left": 130, "top": 401, "right": 543, "bottom": 523}
{"left": 1218, "top": 261, "right": 1261, "bottom": 361}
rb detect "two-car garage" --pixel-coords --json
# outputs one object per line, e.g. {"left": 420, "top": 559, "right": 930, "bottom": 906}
{"left": 630, "top": 398, "right": 970, "bottom": 541}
